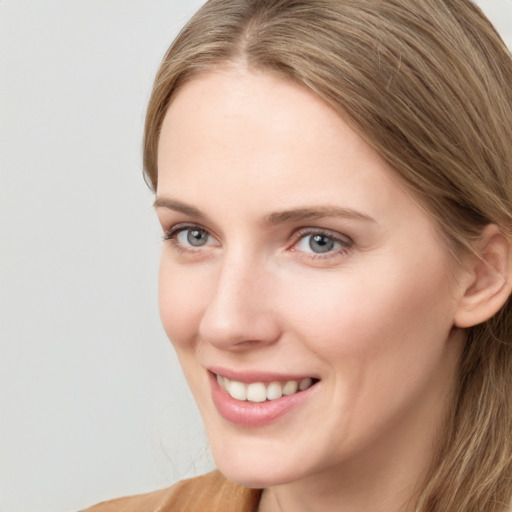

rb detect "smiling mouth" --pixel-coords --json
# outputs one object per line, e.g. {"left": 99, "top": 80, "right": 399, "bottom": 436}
{"left": 216, "top": 374, "right": 319, "bottom": 403}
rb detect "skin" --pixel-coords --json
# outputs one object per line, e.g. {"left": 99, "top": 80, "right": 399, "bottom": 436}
{"left": 155, "top": 67, "right": 469, "bottom": 512}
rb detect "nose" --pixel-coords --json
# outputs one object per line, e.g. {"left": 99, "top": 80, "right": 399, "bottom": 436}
{"left": 198, "top": 255, "right": 281, "bottom": 352}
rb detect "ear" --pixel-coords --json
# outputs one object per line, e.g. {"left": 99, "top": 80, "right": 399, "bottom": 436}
{"left": 454, "top": 225, "right": 512, "bottom": 328}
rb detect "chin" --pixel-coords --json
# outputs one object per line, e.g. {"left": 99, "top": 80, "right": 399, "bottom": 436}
{"left": 216, "top": 459, "right": 299, "bottom": 489}
{"left": 208, "top": 433, "right": 313, "bottom": 489}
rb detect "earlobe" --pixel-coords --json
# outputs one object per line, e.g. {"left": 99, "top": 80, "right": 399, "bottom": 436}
{"left": 454, "top": 225, "right": 512, "bottom": 329}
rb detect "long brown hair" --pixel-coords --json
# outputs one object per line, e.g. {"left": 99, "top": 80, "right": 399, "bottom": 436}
{"left": 143, "top": 1, "right": 512, "bottom": 510}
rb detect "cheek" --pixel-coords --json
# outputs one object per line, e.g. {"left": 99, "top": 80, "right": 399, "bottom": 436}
{"left": 280, "top": 254, "right": 456, "bottom": 365}
{"left": 158, "top": 258, "right": 208, "bottom": 350}
{"left": 277, "top": 258, "right": 460, "bottom": 448}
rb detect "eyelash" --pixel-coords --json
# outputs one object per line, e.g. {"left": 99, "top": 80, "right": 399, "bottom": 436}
{"left": 162, "top": 223, "right": 353, "bottom": 260}
{"left": 162, "top": 223, "right": 214, "bottom": 253}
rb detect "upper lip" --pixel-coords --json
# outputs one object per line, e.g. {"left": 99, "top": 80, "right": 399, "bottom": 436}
{"left": 208, "top": 366, "right": 320, "bottom": 384}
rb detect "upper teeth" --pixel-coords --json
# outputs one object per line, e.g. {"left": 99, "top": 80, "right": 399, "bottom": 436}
{"left": 217, "top": 374, "right": 314, "bottom": 403}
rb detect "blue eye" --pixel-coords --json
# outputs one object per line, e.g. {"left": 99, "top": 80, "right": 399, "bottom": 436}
{"left": 177, "top": 228, "right": 210, "bottom": 247}
{"left": 307, "top": 234, "right": 336, "bottom": 253}
{"left": 294, "top": 231, "right": 351, "bottom": 255}
{"left": 164, "top": 224, "right": 216, "bottom": 250}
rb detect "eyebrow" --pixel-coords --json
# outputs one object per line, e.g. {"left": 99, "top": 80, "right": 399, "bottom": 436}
{"left": 265, "top": 206, "right": 376, "bottom": 225}
{"left": 153, "top": 197, "right": 206, "bottom": 219}
{"left": 154, "top": 197, "right": 376, "bottom": 225}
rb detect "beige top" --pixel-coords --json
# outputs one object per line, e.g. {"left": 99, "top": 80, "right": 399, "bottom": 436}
{"left": 81, "top": 470, "right": 262, "bottom": 512}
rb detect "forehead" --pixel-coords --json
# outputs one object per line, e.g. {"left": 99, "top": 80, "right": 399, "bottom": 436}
{"left": 157, "top": 68, "right": 433, "bottom": 233}
{"left": 158, "top": 67, "right": 352, "bottom": 169}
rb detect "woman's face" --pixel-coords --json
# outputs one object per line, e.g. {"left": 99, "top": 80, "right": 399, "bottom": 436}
{"left": 155, "top": 68, "right": 466, "bottom": 489}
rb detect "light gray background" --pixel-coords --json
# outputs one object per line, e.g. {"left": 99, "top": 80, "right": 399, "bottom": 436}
{"left": 1, "top": 1, "right": 511, "bottom": 511}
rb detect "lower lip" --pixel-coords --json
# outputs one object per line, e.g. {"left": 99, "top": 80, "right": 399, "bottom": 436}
{"left": 209, "top": 372, "right": 319, "bottom": 427}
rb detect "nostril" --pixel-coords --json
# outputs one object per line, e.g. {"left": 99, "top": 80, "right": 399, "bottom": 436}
{"left": 198, "top": 306, "right": 282, "bottom": 352}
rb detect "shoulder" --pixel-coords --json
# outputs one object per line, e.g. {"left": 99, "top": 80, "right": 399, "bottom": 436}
{"left": 80, "top": 470, "right": 262, "bottom": 512}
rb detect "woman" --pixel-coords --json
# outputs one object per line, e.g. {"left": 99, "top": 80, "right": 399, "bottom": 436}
{"left": 85, "top": 0, "right": 512, "bottom": 510}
